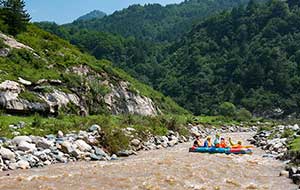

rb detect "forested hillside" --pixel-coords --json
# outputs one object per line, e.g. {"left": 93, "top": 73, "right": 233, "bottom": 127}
{"left": 37, "top": 0, "right": 300, "bottom": 118}
{"left": 65, "top": 0, "right": 250, "bottom": 42}
{"left": 158, "top": 0, "right": 300, "bottom": 116}
{"left": 37, "top": 0, "right": 252, "bottom": 87}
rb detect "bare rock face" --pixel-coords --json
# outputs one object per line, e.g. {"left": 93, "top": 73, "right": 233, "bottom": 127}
{"left": 40, "top": 89, "right": 81, "bottom": 114}
{"left": 0, "top": 80, "right": 49, "bottom": 113}
{"left": 0, "top": 33, "right": 33, "bottom": 51}
{"left": 105, "top": 81, "right": 160, "bottom": 116}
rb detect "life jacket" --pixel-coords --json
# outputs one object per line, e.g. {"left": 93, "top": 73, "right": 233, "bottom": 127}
{"left": 220, "top": 142, "right": 227, "bottom": 148}
{"left": 193, "top": 140, "right": 202, "bottom": 147}
{"left": 204, "top": 140, "right": 212, "bottom": 147}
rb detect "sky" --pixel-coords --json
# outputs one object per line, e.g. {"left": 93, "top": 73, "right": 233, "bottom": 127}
{"left": 25, "top": 0, "right": 184, "bottom": 24}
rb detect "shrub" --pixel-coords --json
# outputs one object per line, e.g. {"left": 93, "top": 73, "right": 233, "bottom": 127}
{"left": 235, "top": 108, "right": 252, "bottom": 121}
{"left": 218, "top": 102, "right": 236, "bottom": 117}
{"left": 32, "top": 113, "right": 42, "bottom": 127}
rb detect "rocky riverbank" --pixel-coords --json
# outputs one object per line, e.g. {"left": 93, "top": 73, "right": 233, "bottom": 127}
{"left": 249, "top": 123, "right": 300, "bottom": 186}
{"left": 0, "top": 122, "right": 257, "bottom": 172}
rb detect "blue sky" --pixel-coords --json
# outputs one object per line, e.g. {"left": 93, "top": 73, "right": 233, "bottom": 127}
{"left": 25, "top": 0, "right": 184, "bottom": 24}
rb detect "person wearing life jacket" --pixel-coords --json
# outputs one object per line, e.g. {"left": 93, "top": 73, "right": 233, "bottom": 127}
{"left": 203, "top": 136, "right": 212, "bottom": 147}
{"left": 219, "top": 137, "right": 227, "bottom": 148}
{"left": 193, "top": 135, "right": 202, "bottom": 147}
{"left": 229, "top": 137, "right": 242, "bottom": 148}
{"left": 213, "top": 133, "right": 220, "bottom": 148}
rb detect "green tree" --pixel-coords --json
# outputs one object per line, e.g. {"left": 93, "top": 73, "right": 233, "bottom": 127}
{"left": 219, "top": 102, "right": 237, "bottom": 117}
{"left": 0, "top": 0, "right": 30, "bottom": 35}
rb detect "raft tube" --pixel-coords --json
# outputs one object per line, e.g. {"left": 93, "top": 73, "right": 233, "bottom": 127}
{"left": 189, "top": 147, "right": 252, "bottom": 154}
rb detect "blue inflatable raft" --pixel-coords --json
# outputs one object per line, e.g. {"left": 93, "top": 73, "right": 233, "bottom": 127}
{"left": 189, "top": 147, "right": 253, "bottom": 154}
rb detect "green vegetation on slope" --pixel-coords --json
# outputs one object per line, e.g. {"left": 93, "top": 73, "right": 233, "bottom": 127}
{"left": 156, "top": 0, "right": 300, "bottom": 117}
{"left": 0, "top": 24, "right": 188, "bottom": 115}
{"left": 64, "top": 0, "right": 250, "bottom": 42}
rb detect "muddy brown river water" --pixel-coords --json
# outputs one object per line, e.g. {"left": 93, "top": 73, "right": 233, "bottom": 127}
{"left": 0, "top": 133, "right": 297, "bottom": 190}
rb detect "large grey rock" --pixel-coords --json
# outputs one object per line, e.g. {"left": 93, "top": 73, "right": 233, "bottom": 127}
{"left": 36, "top": 138, "right": 53, "bottom": 149}
{"left": 60, "top": 141, "right": 74, "bottom": 154}
{"left": 0, "top": 147, "right": 15, "bottom": 160}
{"left": 104, "top": 81, "right": 160, "bottom": 116}
{"left": 12, "top": 136, "right": 32, "bottom": 145}
{"left": 39, "top": 89, "right": 81, "bottom": 114}
{"left": 75, "top": 140, "right": 92, "bottom": 152}
{"left": 18, "top": 141, "right": 37, "bottom": 152}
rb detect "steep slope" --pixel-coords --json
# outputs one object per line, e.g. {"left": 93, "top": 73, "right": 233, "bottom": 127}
{"left": 157, "top": 0, "right": 300, "bottom": 117}
{"left": 0, "top": 25, "right": 188, "bottom": 116}
{"left": 75, "top": 10, "right": 106, "bottom": 22}
{"left": 63, "top": 0, "right": 250, "bottom": 42}
{"left": 36, "top": 0, "right": 253, "bottom": 87}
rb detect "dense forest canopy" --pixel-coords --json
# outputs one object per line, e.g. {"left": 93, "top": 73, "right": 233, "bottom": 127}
{"left": 158, "top": 0, "right": 300, "bottom": 116}
{"left": 65, "top": 0, "right": 251, "bottom": 42}
{"left": 38, "top": 0, "right": 300, "bottom": 118}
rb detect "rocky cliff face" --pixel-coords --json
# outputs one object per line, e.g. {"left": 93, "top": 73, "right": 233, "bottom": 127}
{"left": 0, "top": 32, "right": 161, "bottom": 116}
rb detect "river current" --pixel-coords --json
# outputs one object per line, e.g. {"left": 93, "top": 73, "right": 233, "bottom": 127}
{"left": 0, "top": 133, "right": 297, "bottom": 190}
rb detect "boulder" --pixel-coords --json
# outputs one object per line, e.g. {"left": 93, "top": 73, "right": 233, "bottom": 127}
{"left": 57, "top": 131, "right": 64, "bottom": 138}
{"left": 279, "top": 170, "right": 289, "bottom": 177}
{"left": 18, "top": 141, "right": 37, "bottom": 152}
{"left": 88, "top": 124, "right": 101, "bottom": 132}
{"left": 90, "top": 154, "right": 102, "bottom": 161}
{"left": 60, "top": 141, "right": 75, "bottom": 154}
{"left": 18, "top": 77, "right": 32, "bottom": 86}
{"left": 12, "top": 136, "right": 32, "bottom": 145}
{"left": 0, "top": 147, "right": 15, "bottom": 160}
{"left": 75, "top": 140, "right": 92, "bottom": 152}
{"left": 17, "top": 160, "right": 30, "bottom": 169}
{"left": 36, "top": 138, "right": 53, "bottom": 149}
{"left": 131, "top": 139, "right": 141, "bottom": 147}
{"left": 168, "top": 140, "right": 178, "bottom": 147}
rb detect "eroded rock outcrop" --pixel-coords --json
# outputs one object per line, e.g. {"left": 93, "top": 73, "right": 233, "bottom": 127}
{"left": 105, "top": 81, "right": 160, "bottom": 116}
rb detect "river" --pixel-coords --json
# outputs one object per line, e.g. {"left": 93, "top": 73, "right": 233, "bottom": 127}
{"left": 0, "top": 133, "right": 297, "bottom": 190}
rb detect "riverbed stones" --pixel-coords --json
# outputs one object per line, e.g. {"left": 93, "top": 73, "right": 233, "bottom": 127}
{"left": 57, "top": 130, "right": 64, "bottom": 138}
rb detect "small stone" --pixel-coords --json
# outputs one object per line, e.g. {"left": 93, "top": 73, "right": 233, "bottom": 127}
{"left": 8, "top": 162, "right": 18, "bottom": 170}
{"left": 131, "top": 139, "right": 140, "bottom": 147}
{"left": 111, "top": 154, "right": 118, "bottom": 160}
{"left": 168, "top": 139, "right": 178, "bottom": 147}
{"left": 279, "top": 170, "right": 289, "bottom": 177}
{"left": 88, "top": 124, "right": 101, "bottom": 132}
{"left": 116, "top": 150, "right": 131, "bottom": 157}
{"left": 292, "top": 174, "right": 300, "bottom": 184}
{"left": 94, "top": 147, "right": 108, "bottom": 157}
{"left": 57, "top": 131, "right": 64, "bottom": 138}
{"left": 17, "top": 160, "right": 30, "bottom": 169}
{"left": 90, "top": 154, "right": 102, "bottom": 161}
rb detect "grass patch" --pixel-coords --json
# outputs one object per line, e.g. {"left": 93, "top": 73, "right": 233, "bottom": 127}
{"left": 289, "top": 137, "right": 300, "bottom": 152}
{"left": 18, "top": 91, "right": 45, "bottom": 103}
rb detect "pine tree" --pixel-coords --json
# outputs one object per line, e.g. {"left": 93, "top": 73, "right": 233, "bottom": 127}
{"left": 0, "top": 0, "right": 30, "bottom": 36}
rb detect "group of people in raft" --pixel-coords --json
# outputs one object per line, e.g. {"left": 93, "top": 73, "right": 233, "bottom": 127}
{"left": 193, "top": 134, "right": 243, "bottom": 148}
